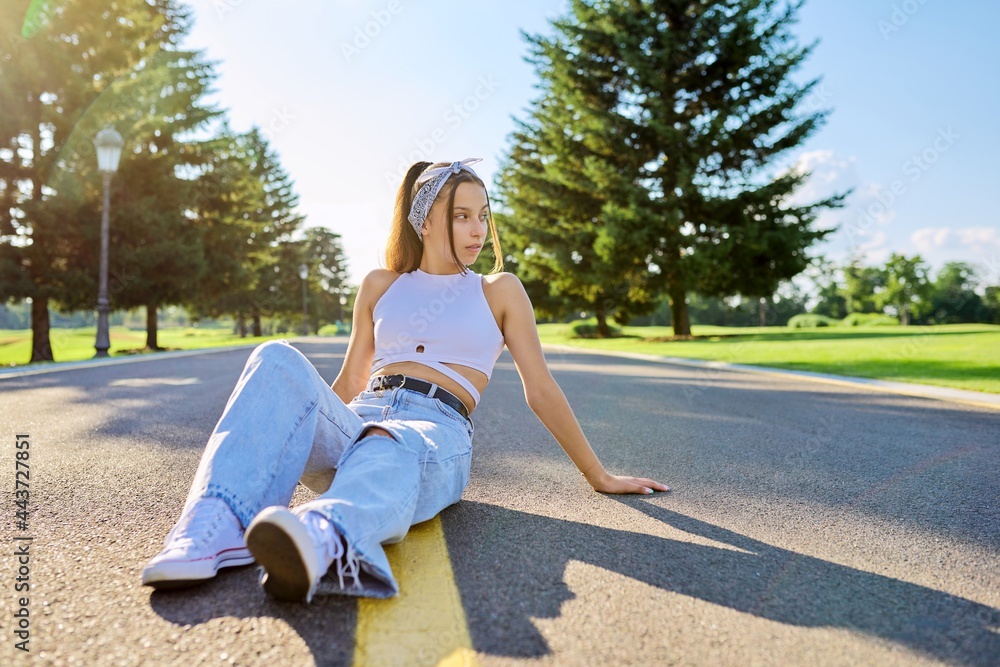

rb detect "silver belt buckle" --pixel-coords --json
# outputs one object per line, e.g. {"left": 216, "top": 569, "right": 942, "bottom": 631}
{"left": 375, "top": 375, "right": 403, "bottom": 398}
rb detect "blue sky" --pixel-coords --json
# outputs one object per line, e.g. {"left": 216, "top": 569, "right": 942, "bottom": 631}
{"left": 181, "top": 0, "right": 1000, "bottom": 286}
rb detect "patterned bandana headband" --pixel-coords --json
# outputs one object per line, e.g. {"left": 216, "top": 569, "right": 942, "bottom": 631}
{"left": 407, "top": 158, "right": 483, "bottom": 241}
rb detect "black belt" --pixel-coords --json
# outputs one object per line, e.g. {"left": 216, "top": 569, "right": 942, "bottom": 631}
{"left": 367, "top": 374, "right": 471, "bottom": 421}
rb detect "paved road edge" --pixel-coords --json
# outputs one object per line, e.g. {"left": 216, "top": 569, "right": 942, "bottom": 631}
{"left": 541, "top": 344, "right": 1000, "bottom": 412}
{"left": 4, "top": 338, "right": 994, "bottom": 412}
{"left": 0, "top": 337, "right": 350, "bottom": 381}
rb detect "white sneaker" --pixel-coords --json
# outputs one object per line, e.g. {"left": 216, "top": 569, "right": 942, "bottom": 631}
{"left": 245, "top": 506, "right": 352, "bottom": 603}
{"left": 141, "top": 497, "right": 254, "bottom": 589}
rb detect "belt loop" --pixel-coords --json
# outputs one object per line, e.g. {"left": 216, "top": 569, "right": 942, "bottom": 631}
{"left": 426, "top": 383, "right": 437, "bottom": 399}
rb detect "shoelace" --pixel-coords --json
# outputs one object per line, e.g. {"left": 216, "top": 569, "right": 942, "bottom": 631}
{"left": 168, "top": 499, "right": 227, "bottom": 546}
{"left": 300, "top": 511, "right": 362, "bottom": 592}
{"left": 301, "top": 512, "right": 342, "bottom": 562}
{"left": 336, "top": 542, "right": 362, "bottom": 592}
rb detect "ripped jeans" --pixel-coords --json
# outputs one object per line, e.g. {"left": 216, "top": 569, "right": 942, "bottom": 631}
{"left": 183, "top": 340, "right": 474, "bottom": 598}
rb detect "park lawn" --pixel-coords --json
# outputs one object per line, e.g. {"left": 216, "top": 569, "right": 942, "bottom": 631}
{"left": 0, "top": 326, "right": 284, "bottom": 368}
{"left": 3, "top": 322, "right": 996, "bottom": 394}
{"left": 536, "top": 322, "right": 1000, "bottom": 394}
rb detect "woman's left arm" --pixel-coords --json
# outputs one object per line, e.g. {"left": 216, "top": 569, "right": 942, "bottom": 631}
{"left": 494, "top": 274, "right": 670, "bottom": 495}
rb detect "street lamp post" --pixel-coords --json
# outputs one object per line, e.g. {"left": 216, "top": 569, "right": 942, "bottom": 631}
{"left": 93, "top": 127, "right": 124, "bottom": 358}
{"left": 299, "top": 263, "right": 309, "bottom": 336}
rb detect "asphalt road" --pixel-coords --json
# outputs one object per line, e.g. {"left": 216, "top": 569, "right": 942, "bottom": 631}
{"left": 1, "top": 338, "right": 998, "bottom": 666}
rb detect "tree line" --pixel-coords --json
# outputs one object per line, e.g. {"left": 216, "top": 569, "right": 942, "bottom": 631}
{"left": 808, "top": 255, "right": 999, "bottom": 327}
{"left": 0, "top": 0, "right": 349, "bottom": 363}
{"left": 623, "top": 255, "right": 1000, "bottom": 329}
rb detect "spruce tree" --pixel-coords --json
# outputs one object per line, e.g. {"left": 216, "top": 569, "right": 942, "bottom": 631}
{"left": 300, "top": 227, "right": 349, "bottom": 331}
{"left": 184, "top": 125, "right": 306, "bottom": 335}
{"left": 243, "top": 127, "right": 307, "bottom": 336}
{"left": 498, "top": 0, "right": 842, "bottom": 335}
{"left": 1, "top": 0, "right": 132, "bottom": 360}
{"left": 0, "top": 0, "right": 220, "bottom": 358}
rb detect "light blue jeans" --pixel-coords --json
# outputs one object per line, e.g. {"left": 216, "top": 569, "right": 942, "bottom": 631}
{"left": 183, "top": 340, "right": 475, "bottom": 598}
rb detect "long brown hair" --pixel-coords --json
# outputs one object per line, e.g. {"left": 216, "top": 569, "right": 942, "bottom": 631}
{"left": 385, "top": 161, "right": 504, "bottom": 274}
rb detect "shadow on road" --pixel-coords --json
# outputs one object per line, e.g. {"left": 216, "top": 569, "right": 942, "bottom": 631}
{"left": 517, "top": 351, "right": 1000, "bottom": 553}
{"left": 445, "top": 499, "right": 1000, "bottom": 666}
{"left": 143, "top": 497, "right": 999, "bottom": 666}
{"left": 148, "top": 564, "right": 358, "bottom": 667}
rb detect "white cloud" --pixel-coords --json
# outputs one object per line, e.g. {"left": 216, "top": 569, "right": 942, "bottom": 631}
{"left": 813, "top": 208, "right": 840, "bottom": 231}
{"left": 854, "top": 231, "right": 891, "bottom": 265}
{"left": 795, "top": 149, "right": 855, "bottom": 175}
{"left": 909, "top": 226, "right": 1000, "bottom": 257}
{"left": 955, "top": 228, "right": 1000, "bottom": 284}
{"left": 901, "top": 226, "right": 1000, "bottom": 282}
{"left": 785, "top": 150, "right": 858, "bottom": 205}
{"left": 860, "top": 182, "right": 884, "bottom": 198}
{"left": 911, "top": 227, "right": 951, "bottom": 252}
{"left": 956, "top": 226, "right": 1000, "bottom": 250}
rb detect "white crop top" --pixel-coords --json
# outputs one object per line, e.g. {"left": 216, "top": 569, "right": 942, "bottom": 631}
{"left": 371, "top": 269, "right": 505, "bottom": 406}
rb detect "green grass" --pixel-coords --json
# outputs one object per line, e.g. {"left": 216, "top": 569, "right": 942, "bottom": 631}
{"left": 5, "top": 322, "right": 997, "bottom": 395}
{"left": 537, "top": 322, "right": 1000, "bottom": 394}
{"left": 0, "top": 326, "right": 286, "bottom": 368}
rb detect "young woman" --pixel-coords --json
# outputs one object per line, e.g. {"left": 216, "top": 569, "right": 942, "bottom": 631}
{"left": 141, "top": 158, "right": 669, "bottom": 602}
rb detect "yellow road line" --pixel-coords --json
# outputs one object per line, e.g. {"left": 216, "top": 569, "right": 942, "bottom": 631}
{"left": 353, "top": 516, "right": 478, "bottom": 667}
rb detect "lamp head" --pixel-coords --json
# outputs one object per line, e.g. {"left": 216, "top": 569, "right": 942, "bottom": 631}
{"left": 94, "top": 127, "right": 124, "bottom": 173}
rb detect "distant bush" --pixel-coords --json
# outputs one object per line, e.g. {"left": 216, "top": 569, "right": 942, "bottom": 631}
{"left": 317, "top": 323, "right": 351, "bottom": 336}
{"left": 787, "top": 314, "right": 837, "bottom": 328}
{"left": 841, "top": 313, "right": 899, "bottom": 327}
{"left": 571, "top": 321, "right": 622, "bottom": 337}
